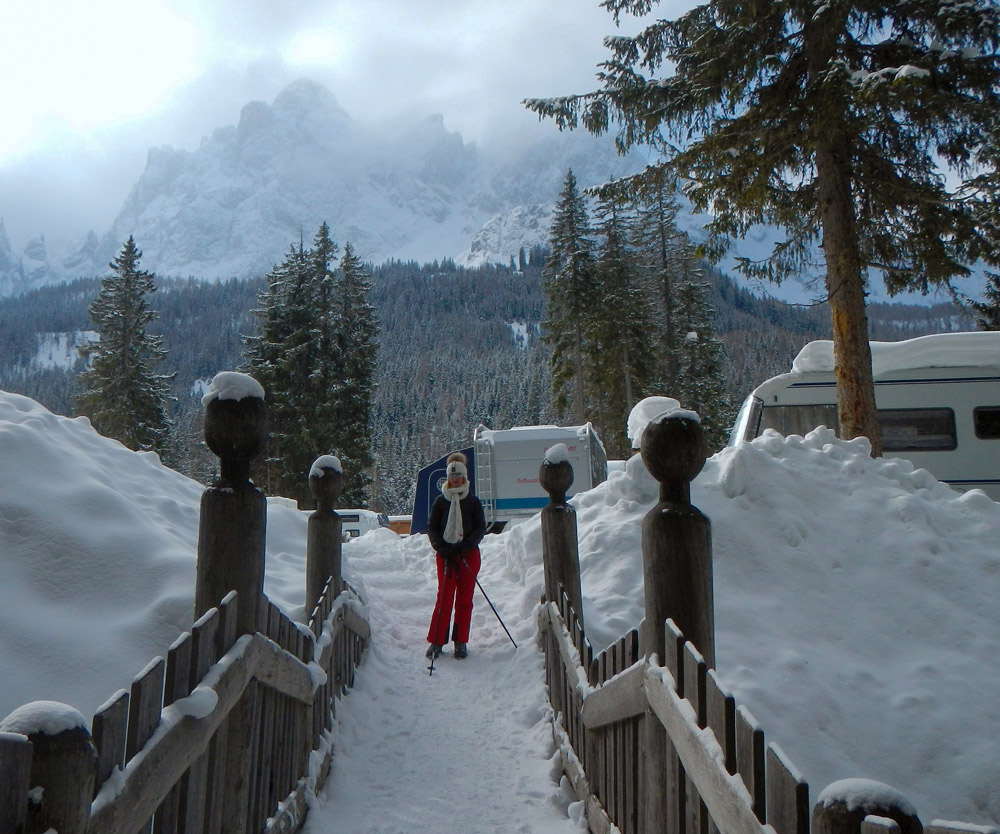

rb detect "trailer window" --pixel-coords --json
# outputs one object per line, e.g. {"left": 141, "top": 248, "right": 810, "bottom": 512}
{"left": 878, "top": 409, "right": 956, "bottom": 451}
{"left": 759, "top": 404, "right": 839, "bottom": 438}
{"left": 973, "top": 407, "right": 1000, "bottom": 439}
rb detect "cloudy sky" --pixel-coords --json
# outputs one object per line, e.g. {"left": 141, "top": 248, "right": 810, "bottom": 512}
{"left": 0, "top": 0, "right": 690, "bottom": 247}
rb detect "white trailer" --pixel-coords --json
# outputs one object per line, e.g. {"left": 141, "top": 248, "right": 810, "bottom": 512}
{"left": 728, "top": 331, "right": 1000, "bottom": 499}
{"left": 472, "top": 423, "right": 608, "bottom": 528}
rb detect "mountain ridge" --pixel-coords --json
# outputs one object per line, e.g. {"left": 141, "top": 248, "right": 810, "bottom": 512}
{"left": 0, "top": 79, "right": 645, "bottom": 295}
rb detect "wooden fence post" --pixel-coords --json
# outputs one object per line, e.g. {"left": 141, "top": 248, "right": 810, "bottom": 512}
{"left": 307, "top": 456, "right": 345, "bottom": 611}
{"left": 0, "top": 703, "right": 96, "bottom": 834}
{"left": 637, "top": 413, "right": 713, "bottom": 834}
{"left": 639, "top": 412, "right": 714, "bottom": 667}
{"left": 0, "top": 731, "right": 31, "bottom": 834}
{"left": 193, "top": 372, "right": 267, "bottom": 834}
{"left": 539, "top": 454, "right": 584, "bottom": 625}
{"left": 813, "top": 780, "right": 922, "bottom": 834}
{"left": 195, "top": 373, "right": 268, "bottom": 638}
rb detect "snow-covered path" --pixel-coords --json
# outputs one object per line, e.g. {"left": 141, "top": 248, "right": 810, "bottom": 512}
{"left": 301, "top": 530, "right": 586, "bottom": 834}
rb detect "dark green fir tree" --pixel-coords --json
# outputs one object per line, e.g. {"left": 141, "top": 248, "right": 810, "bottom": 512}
{"left": 334, "top": 241, "right": 379, "bottom": 506}
{"left": 76, "top": 236, "right": 173, "bottom": 455}
{"left": 589, "top": 191, "right": 657, "bottom": 456}
{"left": 542, "top": 169, "right": 597, "bottom": 425}
{"left": 527, "top": 0, "right": 1000, "bottom": 457}
{"left": 973, "top": 272, "right": 1000, "bottom": 331}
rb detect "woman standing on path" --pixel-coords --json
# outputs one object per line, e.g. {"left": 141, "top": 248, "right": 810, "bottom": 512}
{"left": 425, "top": 451, "right": 486, "bottom": 660}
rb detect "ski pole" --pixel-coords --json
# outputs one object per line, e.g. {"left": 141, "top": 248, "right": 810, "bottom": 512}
{"left": 427, "top": 557, "right": 449, "bottom": 676}
{"left": 460, "top": 558, "right": 517, "bottom": 649}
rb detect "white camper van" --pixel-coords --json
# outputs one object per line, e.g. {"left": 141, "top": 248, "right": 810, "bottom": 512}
{"left": 729, "top": 331, "right": 1000, "bottom": 500}
{"left": 473, "top": 423, "right": 608, "bottom": 528}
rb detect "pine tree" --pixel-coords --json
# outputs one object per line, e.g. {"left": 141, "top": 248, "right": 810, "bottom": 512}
{"left": 542, "top": 169, "right": 597, "bottom": 424}
{"left": 527, "top": 0, "right": 1000, "bottom": 456}
{"left": 334, "top": 242, "right": 379, "bottom": 505}
{"left": 76, "top": 237, "right": 173, "bottom": 454}
{"left": 243, "top": 226, "right": 380, "bottom": 506}
{"left": 670, "top": 253, "right": 735, "bottom": 450}
{"left": 243, "top": 238, "right": 318, "bottom": 499}
{"left": 628, "top": 173, "right": 685, "bottom": 393}
{"left": 589, "top": 191, "right": 657, "bottom": 456}
{"left": 973, "top": 272, "right": 1000, "bottom": 330}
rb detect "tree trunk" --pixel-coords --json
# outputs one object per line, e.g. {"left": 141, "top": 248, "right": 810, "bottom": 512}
{"left": 816, "top": 137, "right": 883, "bottom": 457}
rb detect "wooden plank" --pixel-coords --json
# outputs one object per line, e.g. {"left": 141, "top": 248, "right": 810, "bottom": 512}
{"left": 126, "top": 657, "right": 165, "bottom": 762}
{"left": 0, "top": 731, "right": 32, "bottom": 834}
{"left": 191, "top": 608, "right": 220, "bottom": 685}
{"left": 217, "top": 591, "right": 238, "bottom": 658}
{"left": 683, "top": 642, "right": 707, "bottom": 728}
{"left": 581, "top": 660, "right": 647, "bottom": 730}
{"left": 625, "top": 716, "right": 639, "bottom": 834}
{"left": 92, "top": 689, "right": 129, "bottom": 792}
{"left": 156, "top": 632, "right": 193, "bottom": 834}
{"left": 706, "top": 670, "right": 736, "bottom": 775}
{"left": 765, "top": 743, "right": 809, "bottom": 834}
{"left": 645, "top": 672, "right": 769, "bottom": 834}
{"left": 664, "top": 619, "right": 686, "bottom": 697}
{"left": 163, "top": 633, "right": 193, "bottom": 706}
{"left": 736, "top": 705, "right": 766, "bottom": 822}
{"left": 186, "top": 607, "right": 220, "bottom": 833}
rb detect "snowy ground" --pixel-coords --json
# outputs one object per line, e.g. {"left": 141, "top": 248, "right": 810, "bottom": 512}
{"left": 1, "top": 388, "right": 998, "bottom": 829}
{"left": 302, "top": 530, "right": 585, "bottom": 834}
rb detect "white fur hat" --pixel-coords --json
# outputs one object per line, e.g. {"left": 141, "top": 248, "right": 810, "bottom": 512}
{"left": 446, "top": 460, "right": 468, "bottom": 479}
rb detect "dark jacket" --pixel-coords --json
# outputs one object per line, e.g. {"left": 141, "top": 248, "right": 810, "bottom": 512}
{"left": 427, "top": 491, "right": 487, "bottom": 557}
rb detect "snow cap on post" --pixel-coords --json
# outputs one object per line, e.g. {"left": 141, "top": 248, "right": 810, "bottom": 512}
{"left": 200, "top": 371, "right": 265, "bottom": 406}
{"left": 813, "top": 779, "right": 922, "bottom": 834}
{"left": 309, "top": 455, "right": 344, "bottom": 512}
{"left": 540, "top": 443, "right": 574, "bottom": 504}
{"left": 628, "top": 396, "right": 689, "bottom": 450}
{"left": 0, "top": 701, "right": 96, "bottom": 834}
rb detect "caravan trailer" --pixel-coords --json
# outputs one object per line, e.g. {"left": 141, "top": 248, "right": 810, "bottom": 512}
{"left": 728, "top": 331, "right": 1000, "bottom": 500}
{"left": 410, "top": 423, "right": 608, "bottom": 534}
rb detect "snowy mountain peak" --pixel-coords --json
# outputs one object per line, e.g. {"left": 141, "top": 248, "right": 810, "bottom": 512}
{"left": 0, "top": 79, "right": 642, "bottom": 292}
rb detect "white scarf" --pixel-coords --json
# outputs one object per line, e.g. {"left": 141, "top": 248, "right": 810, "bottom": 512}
{"left": 442, "top": 480, "right": 470, "bottom": 543}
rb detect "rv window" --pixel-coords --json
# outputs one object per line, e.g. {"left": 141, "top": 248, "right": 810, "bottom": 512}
{"left": 974, "top": 407, "right": 1000, "bottom": 439}
{"left": 759, "top": 404, "right": 839, "bottom": 438}
{"left": 877, "top": 409, "right": 956, "bottom": 451}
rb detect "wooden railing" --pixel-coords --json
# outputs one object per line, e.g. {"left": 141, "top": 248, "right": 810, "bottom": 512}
{"left": 536, "top": 410, "right": 996, "bottom": 834}
{"left": 0, "top": 578, "right": 370, "bottom": 834}
{"left": 0, "top": 374, "right": 372, "bottom": 834}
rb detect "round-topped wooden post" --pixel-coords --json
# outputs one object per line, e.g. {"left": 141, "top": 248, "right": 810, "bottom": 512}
{"left": 539, "top": 445, "right": 584, "bottom": 625}
{"left": 640, "top": 411, "right": 714, "bottom": 667}
{"left": 813, "top": 780, "right": 922, "bottom": 834}
{"left": 195, "top": 372, "right": 268, "bottom": 638}
{"left": 0, "top": 702, "right": 96, "bottom": 834}
{"left": 307, "top": 455, "right": 345, "bottom": 611}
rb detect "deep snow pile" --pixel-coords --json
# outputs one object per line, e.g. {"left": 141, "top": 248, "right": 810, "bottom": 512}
{"left": 1, "top": 389, "right": 998, "bottom": 827}
{"left": 0, "top": 390, "right": 311, "bottom": 717}
{"left": 501, "top": 427, "right": 1000, "bottom": 826}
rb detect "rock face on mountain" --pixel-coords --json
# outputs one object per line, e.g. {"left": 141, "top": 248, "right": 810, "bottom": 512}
{"left": 0, "top": 79, "right": 644, "bottom": 294}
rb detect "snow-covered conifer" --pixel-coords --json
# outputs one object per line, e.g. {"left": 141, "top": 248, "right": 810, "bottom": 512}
{"left": 76, "top": 237, "right": 173, "bottom": 454}
{"left": 541, "top": 169, "right": 597, "bottom": 424}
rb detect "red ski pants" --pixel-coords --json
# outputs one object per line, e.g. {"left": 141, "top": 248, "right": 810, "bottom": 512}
{"left": 427, "top": 548, "right": 481, "bottom": 645}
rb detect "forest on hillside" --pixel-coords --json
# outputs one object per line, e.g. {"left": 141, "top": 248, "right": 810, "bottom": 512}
{"left": 0, "top": 260, "right": 974, "bottom": 512}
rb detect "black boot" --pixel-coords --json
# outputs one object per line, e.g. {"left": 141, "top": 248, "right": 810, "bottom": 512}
{"left": 453, "top": 641, "right": 468, "bottom": 659}
{"left": 425, "top": 643, "right": 442, "bottom": 659}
